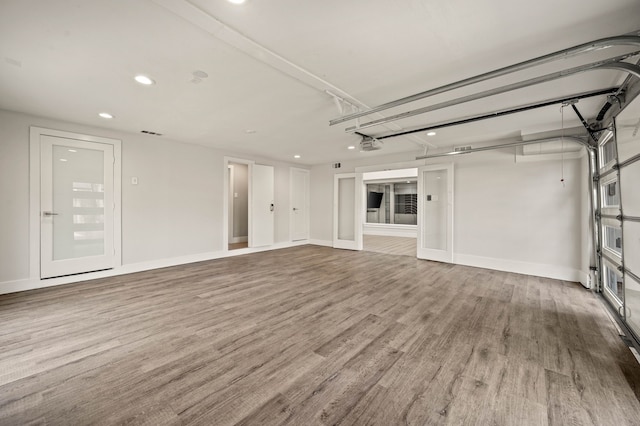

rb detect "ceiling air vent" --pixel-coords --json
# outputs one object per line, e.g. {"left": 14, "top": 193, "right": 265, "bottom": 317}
{"left": 454, "top": 145, "right": 472, "bottom": 152}
{"left": 141, "top": 130, "right": 163, "bottom": 136}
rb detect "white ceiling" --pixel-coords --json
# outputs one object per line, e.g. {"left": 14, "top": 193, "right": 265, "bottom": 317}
{"left": 1, "top": 0, "right": 639, "bottom": 164}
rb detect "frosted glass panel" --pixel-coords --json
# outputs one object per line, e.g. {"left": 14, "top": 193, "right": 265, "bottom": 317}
{"left": 52, "top": 145, "right": 105, "bottom": 260}
{"left": 604, "top": 263, "right": 623, "bottom": 302}
{"left": 625, "top": 275, "right": 640, "bottom": 339}
{"left": 620, "top": 161, "right": 640, "bottom": 217}
{"left": 624, "top": 221, "right": 640, "bottom": 277}
{"left": 337, "top": 177, "right": 355, "bottom": 241}
{"left": 616, "top": 103, "right": 640, "bottom": 163}
{"left": 422, "top": 170, "right": 447, "bottom": 250}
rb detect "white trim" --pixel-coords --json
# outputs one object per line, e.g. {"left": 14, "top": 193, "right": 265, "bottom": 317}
{"left": 223, "top": 157, "right": 254, "bottom": 252}
{"left": 29, "top": 127, "right": 122, "bottom": 280}
{"left": 355, "top": 159, "right": 427, "bottom": 173}
{"left": 0, "top": 240, "right": 310, "bottom": 295}
{"left": 289, "top": 167, "right": 310, "bottom": 242}
{"left": 453, "top": 253, "right": 582, "bottom": 282}
{"left": 362, "top": 168, "right": 418, "bottom": 181}
{"left": 228, "top": 164, "right": 234, "bottom": 243}
{"left": 363, "top": 224, "right": 417, "bottom": 238}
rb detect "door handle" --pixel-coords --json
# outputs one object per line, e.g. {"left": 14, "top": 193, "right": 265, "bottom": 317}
{"left": 43, "top": 211, "right": 59, "bottom": 216}
{"left": 293, "top": 207, "right": 298, "bottom": 211}
{"left": 270, "top": 203, "right": 274, "bottom": 212}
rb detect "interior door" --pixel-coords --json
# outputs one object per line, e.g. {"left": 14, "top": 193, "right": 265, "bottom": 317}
{"left": 291, "top": 168, "right": 309, "bottom": 241}
{"left": 417, "top": 164, "right": 454, "bottom": 262}
{"left": 40, "top": 135, "right": 115, "bottom": 278}
{"left": 333, "top": 173, "right": 363, "bottom": 250}
{"left": 251, "top": 164, "right": 274, "bottom": 247}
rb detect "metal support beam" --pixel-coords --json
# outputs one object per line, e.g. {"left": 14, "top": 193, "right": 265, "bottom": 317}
{"left": 345, "top": 55, "right": 640, "bottom": 132}
{"left": 415, "top": 136, "right": 588, "bottom": 160}
{"left": 361, "top": 88, "right": 617, "bottom": 142}
{"left": 330, "top": 33, "right": 640, "bottom": 126}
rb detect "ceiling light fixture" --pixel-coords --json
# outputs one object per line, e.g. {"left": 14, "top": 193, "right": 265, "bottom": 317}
{"left": 59, "top": 158, "right": 68, "bottom": 162}
{"left": 227, "top": 0, "right": 246, "bottom": 4}
{"left": 68, "top": 149, "right": 77, "bottom": 153}
{"left": 98, "top": 112, "right": 113, "bottom": 119}
{"left": 427, "top": 131, "right": 437, "bottom": 136}
{"left": 347, "top": 145, "right": 355, "bottom": 150}
{"left": 294, "top": 155, "right": 301, "bottom": 159}
{"left": 134, "top": 75, "right": 155, "bottom": 85}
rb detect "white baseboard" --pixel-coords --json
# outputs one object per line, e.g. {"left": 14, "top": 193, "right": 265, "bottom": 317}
{"left": 453, "top": 253, "right": 582, "bottom": 282}
{"left": 230, "top": 236, "right": 248, "bottom": 243}
{"left": 309, "top": 239, "right": 333, "bottom": 247}
{"left": 363, "top": 225, "right": 417, "bottom": 238}
{"left": 0, "top": 240, "right": 310, "bottom": 295}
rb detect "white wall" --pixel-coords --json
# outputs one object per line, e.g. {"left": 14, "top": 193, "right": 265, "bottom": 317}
{"left": 0, "top": 109, "right": 307, "bottom": 291}
{"left": 311, "top": 148, "right": 588, "bottom": 281}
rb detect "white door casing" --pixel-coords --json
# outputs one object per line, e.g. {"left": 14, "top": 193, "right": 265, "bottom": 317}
{"left": 30, "top": 127, "right": 122, "bottom": 279}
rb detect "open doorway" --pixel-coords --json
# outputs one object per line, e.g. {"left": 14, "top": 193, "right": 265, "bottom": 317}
{"left": 228, "top": 162, "right": 248, "bottom": 250}
{"left": 362, "top": 168, "right": 418, "bottom": 257}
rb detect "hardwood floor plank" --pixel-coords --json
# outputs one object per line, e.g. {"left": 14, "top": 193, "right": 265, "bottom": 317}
{"left": 0, "top": 245, "right": 639, "bottom": 424}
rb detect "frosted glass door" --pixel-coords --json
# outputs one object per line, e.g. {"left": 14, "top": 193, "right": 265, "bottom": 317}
{"left": 417, "top": 164, "right": 453, "bottom": 262}
{"left": 333, "top": 173, "right": 362, "bottom": 250}
{"left": 41, "top": 136, "right": 115, "bottom": 278}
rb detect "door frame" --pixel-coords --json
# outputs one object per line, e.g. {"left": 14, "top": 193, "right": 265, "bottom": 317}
{"left": 223, "top": 157, "right": 254, "bottom": 252}
{"left": 289, "top": 167, "right": 310, "bottom": 242}
{"left": 333, "top": 172, "right": 363, "bottom": 250}
{"left": 417, "top": 163, "right": 454, "bottom": 263}
{"left": 29, "top": 127, "right": 122, "bottom": 280}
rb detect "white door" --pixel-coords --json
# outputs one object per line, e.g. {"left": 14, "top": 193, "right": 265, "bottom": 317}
{"left": 417, "top": 164, "right": 454, "bottom": 262}
{"left": 40, "top": 135, "right": 116, "bottom": 278}
{"left": 333, "top": 173, "right": 363, "bottom": 250}
{"left": 291, "top": 168, "right": 309, "bottom": 241}
{"left": 251, "top": 164, "right": 274, "bottom": 247}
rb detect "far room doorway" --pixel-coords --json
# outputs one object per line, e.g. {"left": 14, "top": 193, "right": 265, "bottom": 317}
{"left": 228, "top": 162, "right": 248, "bottom": 250}
{"left": 362, "top": 168, "right": 418, "bottom": 257}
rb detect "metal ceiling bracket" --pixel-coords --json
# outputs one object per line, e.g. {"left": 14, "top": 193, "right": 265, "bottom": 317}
{"left": 345, "top": 54, "right": 640, "bottom": 132}
{"left": 330, "top": 33, "right": 640, "bottom": 126}
{"left": 358, "top": 87, "right": 617, "bottom": 142}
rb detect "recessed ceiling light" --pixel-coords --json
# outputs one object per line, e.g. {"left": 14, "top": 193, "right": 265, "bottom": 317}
{"left": 98, "top": 112, "right": 113, "bottom": 119}
{"left": 245, "top": 129, "right": 256, "bottom": 134}
{"left": 227, "top": 0, "right": 246, "bottom": 4}
{"left": 347, "top": 145, "right": 355, "bottom": 150}
{"left": 134, "top": 75, "right": 155, "bottom": 85}
{"left": 427, "top": 131, "right": 437, "bottom": 136}
{"left": 68, "top": 149, "right": 77, "bottom": 153}
{"left": 294, "top": 155, "right": 301, "bottom": 159}
{"left": 59, "top": 158, "right": 68, "bottom": 162}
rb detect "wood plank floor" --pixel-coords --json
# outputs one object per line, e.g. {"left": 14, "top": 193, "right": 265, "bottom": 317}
{"left": 1, "top": 245, "right": 640, "bottom": 425}
{"left": 363, "top": 235, "right": 417, "bottom": 257}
